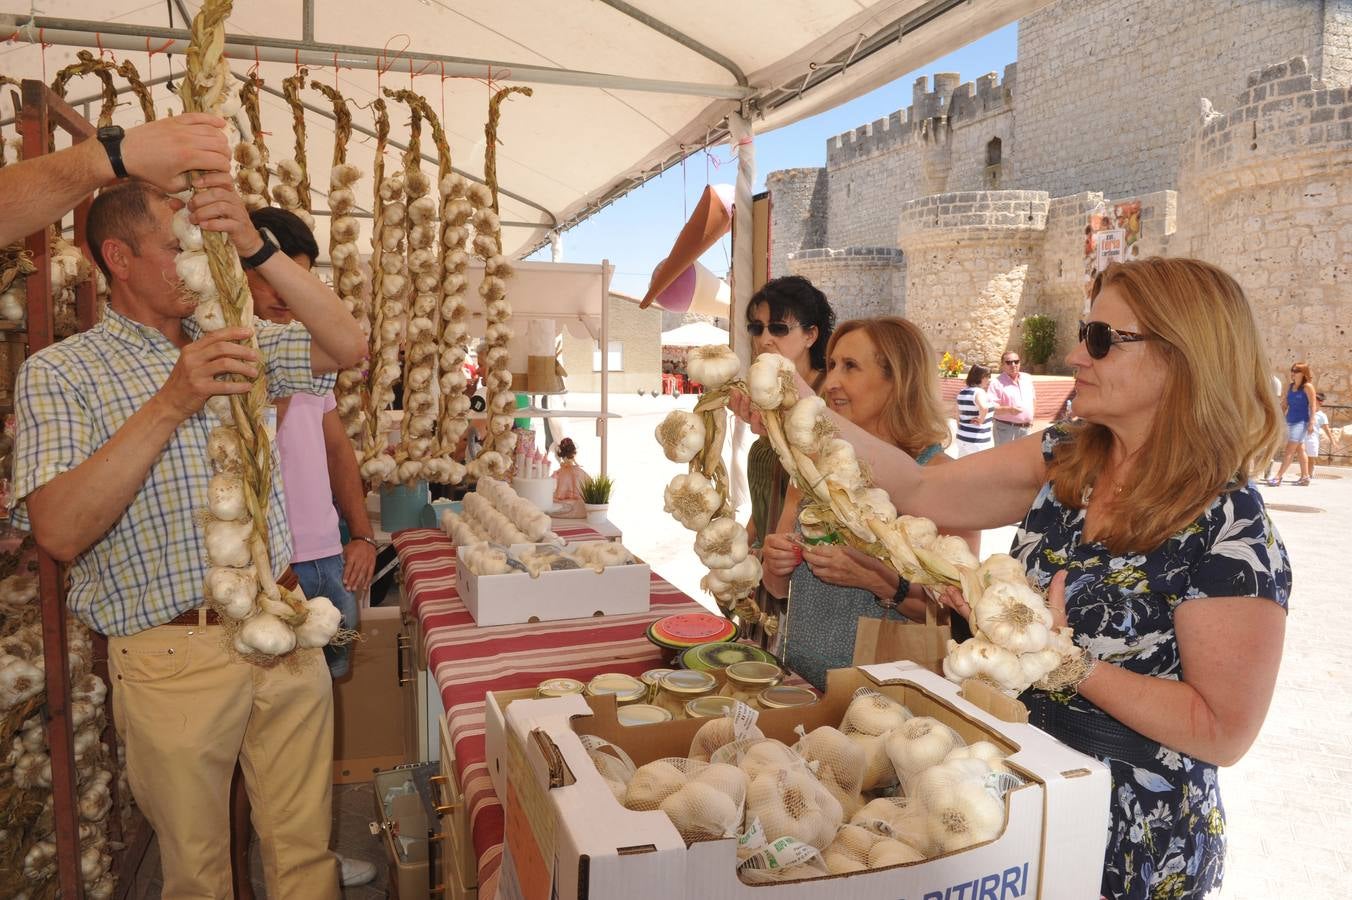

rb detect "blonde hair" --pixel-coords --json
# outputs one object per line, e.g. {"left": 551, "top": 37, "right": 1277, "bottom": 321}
{"left": 825, "top": 317, "right": 949, "bottom": 458}
{"left": 1049, "top": 257, "right": 1282, "bottom": 553}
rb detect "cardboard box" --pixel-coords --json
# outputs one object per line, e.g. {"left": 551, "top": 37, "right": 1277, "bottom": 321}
{"left": 488, "top": 662, "right": 1110, "bottom": 899}
{"left": 333, "top": 604, "right": 415, "bottom": 783}
{"left": 457, "top": 553, "right": 651, "bottom": 627}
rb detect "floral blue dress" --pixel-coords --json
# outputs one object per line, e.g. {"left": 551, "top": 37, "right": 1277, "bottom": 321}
{"left": 1015, "top": 428, "right": 1291, "bottom": 899}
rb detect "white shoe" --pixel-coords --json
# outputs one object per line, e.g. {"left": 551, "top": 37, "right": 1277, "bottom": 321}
{"left": 338, "top": 854, "right": 377, "bottom": 887}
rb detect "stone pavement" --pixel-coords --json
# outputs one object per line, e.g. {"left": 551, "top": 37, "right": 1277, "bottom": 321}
{"left": 561, "top": 391, "right": 1352, "bottom": 897}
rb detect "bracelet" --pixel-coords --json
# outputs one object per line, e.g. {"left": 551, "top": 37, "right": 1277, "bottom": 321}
{"left": 877, "top": 575, "right": 911, "bottom": 611}
{"left": 350, "top": 536, "right": 378, "bottom": 549}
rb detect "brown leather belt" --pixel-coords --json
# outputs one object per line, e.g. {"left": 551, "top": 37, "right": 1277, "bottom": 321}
{"left": 165, "top": 608, "right": 221, "bottom": 626}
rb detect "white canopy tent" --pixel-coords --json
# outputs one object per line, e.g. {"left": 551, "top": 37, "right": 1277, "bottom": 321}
{"left": 661, "top": 320, "right": 729, "bottom": 347}
{"left": 0, "top": 0, "right": 1047, "bottom": 260}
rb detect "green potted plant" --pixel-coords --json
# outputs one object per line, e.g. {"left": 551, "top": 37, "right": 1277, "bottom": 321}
{"left": 580, "top": 474, "right": 614, "bottom": 524}
{"left": 1021, "top": 315, "right": 1057, "bottom": 373}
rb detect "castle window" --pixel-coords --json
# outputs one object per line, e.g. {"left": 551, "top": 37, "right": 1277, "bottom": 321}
{"left": 986, "top": 137, "right": 1002, "bottom": 167}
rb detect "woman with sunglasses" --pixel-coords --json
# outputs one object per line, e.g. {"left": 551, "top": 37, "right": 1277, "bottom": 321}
{"left": 1267, "top": 362, "right": 1317, "bottom": 486}
{"left": 760, "top": 317, "right": 977, "bottom": 690}
{"left": 742, "top": 277, "right": 835, "bottom": 646}
{"left": 789, "top": 258, "right": 1289, "bottom": 899}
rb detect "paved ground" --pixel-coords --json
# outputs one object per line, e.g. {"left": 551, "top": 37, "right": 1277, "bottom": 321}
{"left": 567, "top": 390, "right": 1352, "bottom": 898}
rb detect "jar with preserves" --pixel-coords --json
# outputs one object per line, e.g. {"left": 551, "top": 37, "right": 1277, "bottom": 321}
{"left": 720, "top": 661, "right": 782, "bottom": 707}
{"left": 586, "top": 672, "right": 646, "bottom": 706}
{"left": 653, "top": 669, "right": 717, "bottom": 719}
{"left": 757, "top": 684, "right": 818, "bottom": 710}
{"left": 537, "top": 677, "right": 584, "bottom": 698}
{"left": 639, "top": 668, "right": 675, "bottom": 703}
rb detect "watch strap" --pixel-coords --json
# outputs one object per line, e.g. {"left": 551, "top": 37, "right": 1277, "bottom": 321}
{"left": 97, "top": 126, "right": 128, "bottom": 179}
{"left": 239, "top": 238, "right": 278, "bottom": 270}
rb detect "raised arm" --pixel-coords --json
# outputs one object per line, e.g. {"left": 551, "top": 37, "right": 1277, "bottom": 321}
{"left": 0, "top": 114, "right": 229, "bottom": 246}
{"left": 187, "top": 171, "right": 366, "bottom": 372}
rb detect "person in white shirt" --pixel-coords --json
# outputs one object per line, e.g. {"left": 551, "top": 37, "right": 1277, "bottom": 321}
{"left": 989, "top": 352, "right": 1037, "bottom": 445}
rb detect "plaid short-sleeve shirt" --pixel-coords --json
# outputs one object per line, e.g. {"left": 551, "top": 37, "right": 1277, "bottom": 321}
{"left": 11, "top": 308, "right": 335, "bottom": 636}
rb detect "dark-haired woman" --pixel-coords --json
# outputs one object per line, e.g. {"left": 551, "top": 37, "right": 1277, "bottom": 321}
{"left": 742, "top": 276, "right": 835, "bottom": 647}
{"left": 954, "top": 363, "right": 993, "bottom": 457}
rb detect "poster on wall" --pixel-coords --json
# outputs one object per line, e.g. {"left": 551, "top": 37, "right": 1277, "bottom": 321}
{"left": 1083, "top": 200, "right": 1143, "bottom": 304}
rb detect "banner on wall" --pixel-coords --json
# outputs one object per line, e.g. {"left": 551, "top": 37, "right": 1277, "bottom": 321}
{"left": 1083, "top": 200, "right": 1143, "bottom": 304}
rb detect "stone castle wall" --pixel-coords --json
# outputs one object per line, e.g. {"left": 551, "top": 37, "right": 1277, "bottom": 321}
{"left": 785, "top": 247, "right": 906, "bottom": 323}
{"left": 765, "top": 168, "right": 828, "bottom": 280}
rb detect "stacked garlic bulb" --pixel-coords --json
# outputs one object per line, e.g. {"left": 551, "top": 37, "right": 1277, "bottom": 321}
{"left": 652, "top": 344, "right": 762, "bottom": 617}
{"left": 737, "top": 349, "right": 1085, "bottom": 696}
{"left": 465, "top": 181, "right": 515, "bottom": 480}
{"left": 326, "top": 162, "right": 369, "bottom": 442}
{"left": 50, "top": 235, "right": 93, "bottom": 338}
{"left": 358, "top": 167, "right": 407, "bottom": 483}
{"left": 231, "top": 110, "right": 269, "bottom": 210}
{"left": 428, "top": 172, "right": 474, "bottom": 482}
{"left": 395, "top": 153, "right": 440, "bottom": 484}
{"left": 0, "top": 575, "right": 117, "bottom": 899}
{"left": 0, "top": 273, "right": 27, "bottom": 323}
{"left": 272, "top": 157, "right": 313, "bottom": 230}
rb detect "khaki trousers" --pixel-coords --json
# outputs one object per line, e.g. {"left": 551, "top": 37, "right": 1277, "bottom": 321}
{"left": 108, "top": 622, "right": 338, "bottom": 900}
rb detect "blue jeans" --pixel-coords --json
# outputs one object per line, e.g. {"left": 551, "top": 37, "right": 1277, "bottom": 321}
{"left": 293, "top": 554, "right": 358, "bottom": 679}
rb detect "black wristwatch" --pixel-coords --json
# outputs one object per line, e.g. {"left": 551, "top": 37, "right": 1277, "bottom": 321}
{"left": 239, "top": 237, "right": 278, "bottom": 270}
{"left": 96, "top": 125, "right": 128, "bottom": 179}
{"left": 890, "top": 575, "right": 911, "bottom": 607}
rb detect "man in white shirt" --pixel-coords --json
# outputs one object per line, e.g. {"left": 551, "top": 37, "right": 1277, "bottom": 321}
{"left": 989, "top": 352, "right": 1037, "bottom": 445}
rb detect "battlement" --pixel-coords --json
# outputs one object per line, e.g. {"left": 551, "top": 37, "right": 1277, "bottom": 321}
{"left": 827, "top": 62, "right": 1016, "bottom": 168}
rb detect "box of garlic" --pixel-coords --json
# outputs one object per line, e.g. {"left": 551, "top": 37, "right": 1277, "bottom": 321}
{"left": 489, "top": 661, "right": 1109, "bottom": 900}
{"left": 456, "top": 541, "right": 651, "bottom": 626}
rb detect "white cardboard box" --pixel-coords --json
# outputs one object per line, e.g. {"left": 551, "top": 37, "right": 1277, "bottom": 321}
{"left": 456, "top": 554, "right": 651, "bottom": 627}
{"left": 487, "top": 661, "right": 1110, "bottom": 900}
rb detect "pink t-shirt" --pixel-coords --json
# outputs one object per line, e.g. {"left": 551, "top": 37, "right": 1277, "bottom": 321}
{"left": 275, "top": 391, "right": 343, "bottom": 563}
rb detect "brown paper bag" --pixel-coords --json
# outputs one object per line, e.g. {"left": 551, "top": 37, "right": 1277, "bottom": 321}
{"left": 851, "top": 597, "right": 951, "bottom": 675}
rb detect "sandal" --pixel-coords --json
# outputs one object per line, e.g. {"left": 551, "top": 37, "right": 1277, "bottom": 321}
{"left": 1296, "top": 477, "right": 1310, "bottom": 486}
{"left": 1264, "top": 478, "right": 1281, "bottom": 487}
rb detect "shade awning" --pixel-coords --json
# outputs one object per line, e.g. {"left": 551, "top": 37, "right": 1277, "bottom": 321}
{"left": 661, "top": 321, "right": 729, "bottom": 347}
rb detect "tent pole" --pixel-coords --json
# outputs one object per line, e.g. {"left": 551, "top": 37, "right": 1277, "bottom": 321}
{"left": 0, "top": 14, "right": 751, "bottom": 100}
{"left": 599, "top": 260, "right": 612, "bottom": 477}
{"left": 727, "top": 110, "right": 755, "bottom": 512}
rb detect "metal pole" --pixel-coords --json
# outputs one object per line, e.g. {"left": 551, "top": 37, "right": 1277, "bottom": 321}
{"left": 0, "top": 14, "right": 751, "bottom": 100}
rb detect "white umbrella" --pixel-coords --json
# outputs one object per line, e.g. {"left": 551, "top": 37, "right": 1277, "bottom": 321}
{"left": 661, "top": 321, "right": 730, "bottom": 347}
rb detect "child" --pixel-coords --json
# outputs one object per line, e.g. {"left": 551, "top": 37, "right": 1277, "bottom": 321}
{"left": 1304, "top": 393, "right": 1333, "bottom": 466}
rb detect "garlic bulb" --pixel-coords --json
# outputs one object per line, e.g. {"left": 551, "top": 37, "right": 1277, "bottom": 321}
{"left": 175, "top": 253, "right": 217, "bottom": 299}
{"left": 920, "top": 761, "right": 1005, "bottom": 852}
{"left": 941, "top": 637, "right": 1028, "bottom": 693}
{"left": 734, "top": 739, "right": 803, "bottom": 779}
{"left": 971, "top": 580, "right": 1053, "bottom": 654}
{"left": 883, "top": 716, "right": 962, "bottom": 782}
{"left": 207, "top": 474, "right": 247, "bottom": 521}
{"left": 655, "top": 411, "right": 706, "bottom": 463}
{"left": 868, "top": 836, "right": 925, "bottom": 867}
{"left": 747, "top": 353, "right": 799, "bottom": 410}
{"left": 783, "top": 395, "right": 834, "bottom": 454}
{"left": 685, "top": 344, "right": 742, "bottom": 390}
{"left": 293, "top": 595, "right": 343, "bottom": 648}
{"left": 204, "top": 518, "right": 253, "bottom": 568}
{"left": 623, "top": 759, "right": 688, "bottom": 810}
{"left": 205, "top": 566, "right": 258, "bottom": 620}
{"left": 945, "top": 740, "right": 1011, "bottom": 775}
{"left": 662, "top": 472, "right": 722, "bottom": 531}
{"left": 746, "top": 767, "right": 841, "bottom": 850}
{"left": 237, "top": 611, "right": 297, "bottom": 657}
{"left": 693, "top": 517, "right": 749, "bottom": 570}
{"left": 659, "top": 779, "right": 742, "bottom": 840}
{"left": 207, "top": 427, "right": 245, "bottom": 473}
{"left": 171, "top": 207, "right": 204, "bottom": 252}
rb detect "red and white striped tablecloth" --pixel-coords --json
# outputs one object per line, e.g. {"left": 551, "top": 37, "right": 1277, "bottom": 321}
{"left": 393, "top": 527, "right": 706, "bottom": 896}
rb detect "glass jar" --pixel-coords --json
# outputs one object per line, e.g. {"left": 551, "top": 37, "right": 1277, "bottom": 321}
{"left": 586, "top": 672, "right": 646, "bottom": 706}
{"left": 653, "top": 669, "right": 718, "bottom": 719}
{"left": 617, "top": 703, "right": 674, "bottom": 726}
{"left": 537, "top": 677, "right": 584, "bottom": 698}
{"left": 720, "top": 661, "right": 783, "bottom": 707}
{"left": 639, "top": 668, "right": 675, "bottom": 703}
{"left": 757, "top": 684, "right": 818, "bottom": 710}
{"left": 684, "top": 695, "right": 739, "bottom": 719}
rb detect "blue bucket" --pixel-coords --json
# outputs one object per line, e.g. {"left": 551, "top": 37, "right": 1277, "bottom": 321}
{"left": 380, "top": 481, "right": 430, "bottom": 532}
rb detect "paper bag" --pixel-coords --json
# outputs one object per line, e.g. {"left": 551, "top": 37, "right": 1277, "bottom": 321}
{"left": 851, "top": 597, "right": 950, "bottom": 675}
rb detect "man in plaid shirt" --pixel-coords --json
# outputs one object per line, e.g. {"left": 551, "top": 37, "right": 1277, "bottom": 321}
{"left": 12, "top": 170, "right": 365, "bottom": 898}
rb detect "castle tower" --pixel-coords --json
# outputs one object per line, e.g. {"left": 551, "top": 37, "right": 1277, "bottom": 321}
{"left": 897, "top": 191, "right": 1050, "bottom": 366}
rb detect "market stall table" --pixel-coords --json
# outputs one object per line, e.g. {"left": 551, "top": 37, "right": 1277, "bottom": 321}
{"left": 393, "top": 527, "right": 708, "bottom": 898}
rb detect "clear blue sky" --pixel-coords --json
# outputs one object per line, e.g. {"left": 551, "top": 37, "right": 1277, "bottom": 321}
{"left": 527, "top": 23, "right": 1019, "bottom": 299}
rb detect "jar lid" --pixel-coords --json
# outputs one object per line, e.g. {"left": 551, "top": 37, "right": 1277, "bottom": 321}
{"left": 537, "top": 677, "right": 584, "bottom": 697}
{"left": 639, "top": 668, "right": 674, "bottom": 687}
{"left": 647, "top": 613, "right": 737, "bottom": 650}
{"left": 616, "top": 703, "right": 674, "bottom": 726}
{"left": 725, "top": 661, "right": 782, "bottom": 685}
{"left": 758, "top": 684, "right": 818, "bottom": 709}
{"left": 586, "top": 673, "right": 646, "bottom": 702}
{"left": 685, "top": 695, "right": 738, "bottom": 718}
{"left": 681, "top": 641, "right": 778, "bottom": 671}
{"left": 659, "top": 669, "right": 717, "bottom": 695}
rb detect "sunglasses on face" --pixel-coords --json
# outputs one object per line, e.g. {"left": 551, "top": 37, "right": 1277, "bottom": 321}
{"left": 745, "top": 321, "right": 804, "bottom": 338}
{"left": 1002, "top": 358, "right": 1020, "bottom": 365}
{"left": 1078, "top": 320, "right": 1152, "bottom": 359}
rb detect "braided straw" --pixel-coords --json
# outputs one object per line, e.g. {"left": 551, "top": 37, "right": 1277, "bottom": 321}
{"left": 178, "top": 0, "right": 305, "bottom": 623}
{"left": 483, "top": 86, "right": 532, "bottom": 215}
{"left": 239, "top": 74, "right": 271, "bottom": 203}
{"left": 281, "top": 69, "right": 312, "bottom": 212}
{"left": 115, "top": 58, "right": 157, "bottom": 121}
{"left": 50, "top": 50, "right": 120, "bottom": 135}
{"left": 312, "top": 79, "right": 367, "bottom": 443}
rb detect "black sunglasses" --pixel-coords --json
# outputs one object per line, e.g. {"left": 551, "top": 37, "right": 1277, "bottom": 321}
{"left": 1002, "top": 358, "right": 1020, "bottom": 365}
{"left": 1078, "top": 320, "right": 1153, "bottom": 359}
{"left": 745, "top": 321, "right": 804, "bottom": 338}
